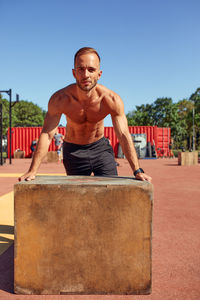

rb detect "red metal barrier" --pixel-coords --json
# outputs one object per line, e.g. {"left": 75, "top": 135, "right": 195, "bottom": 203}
{"left": 8, "top": 127, "right": 66, "bottom": 158}
{"left": 156, "top": 127, "right": 171, "bottom": 157}
{"left": 7, "top": 126, "right": 171, "bottom": 158}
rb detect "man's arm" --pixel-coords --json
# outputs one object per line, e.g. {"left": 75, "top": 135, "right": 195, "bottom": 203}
{"left": 111, "top": 96, "right": 152, "bottom": 182}
{"left": 18, "top": 99, "right": 62, "bottom": 181}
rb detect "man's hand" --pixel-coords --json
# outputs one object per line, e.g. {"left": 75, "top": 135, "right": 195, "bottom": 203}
{"left": 135, "top": 172, "right": 152, "bottom": 182}
{"left": 18, "top": 171, "right": 36, "bottom": 182}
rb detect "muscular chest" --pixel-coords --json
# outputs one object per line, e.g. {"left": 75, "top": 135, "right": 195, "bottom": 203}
{"left": 66, "top": 99, "right": 108, "bottom": 123}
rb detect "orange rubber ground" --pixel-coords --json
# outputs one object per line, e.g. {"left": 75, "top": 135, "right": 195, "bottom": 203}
{"left": 0, "top": 157, "right": 200, "bottom": 299}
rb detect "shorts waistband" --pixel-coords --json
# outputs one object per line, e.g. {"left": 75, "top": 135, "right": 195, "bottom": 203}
{"left": 63, "top": 137, "right": 106, "bottom": 150}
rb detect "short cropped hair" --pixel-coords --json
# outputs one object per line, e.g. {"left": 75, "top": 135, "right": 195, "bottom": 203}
{"left": 74, "top": 47, "right": 101, "bottom": 66}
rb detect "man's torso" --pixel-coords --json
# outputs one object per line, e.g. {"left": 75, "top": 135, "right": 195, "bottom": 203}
{"left": 51, "top": 84, "right": 119, "bottom": 145}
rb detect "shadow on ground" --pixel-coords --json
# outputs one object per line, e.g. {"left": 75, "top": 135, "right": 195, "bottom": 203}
{"left": 0, "top": 243, "right": 14, "bottom": 293}
{"left": 0, "top": 225, "right": 14, "bottom": 256}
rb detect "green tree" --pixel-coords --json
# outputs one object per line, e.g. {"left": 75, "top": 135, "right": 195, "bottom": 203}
{"left": 189, "top": 87, "right": 200, "bottom": 107}
{"left": 152, "top": 98, "right": 172, "bottom": 126}
{"left": 127, "top": 104, "right": 154, "bottom": 126}
{"left": 13, "top": 100, "right": 45, "bottom": 127}
{"left": 189, "top": 88, "right": 200, "bottom": 148}
{"left": 153, "top": 98, "right": 187, "bottom": 147}
{"left": 0, "top": 95, "right": 10, "bottom": 136}
{"left": 0, "top": 96, "right": 46, "bottom": 136}
{"left": 177, "top": 99, "right": 194, "bottom": 149}
{"left": 126, "top": 97, "right": 186, "bottom": 148}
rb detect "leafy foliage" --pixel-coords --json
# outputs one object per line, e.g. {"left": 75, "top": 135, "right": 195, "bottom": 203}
{"left": 13, "top": 100, "right": 45, "bottom": 127}
{"left": 0, "top": 95, "right": 46, "bottom": 136}
{"left": 126, "top": 88, "right": 200, "bottom": 149}
{"left": 189, "top": 88, "right": 200, "bottom": 148}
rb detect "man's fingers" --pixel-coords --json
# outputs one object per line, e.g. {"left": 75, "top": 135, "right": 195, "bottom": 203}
{"left": 135, "top": 173, "right": 152, "bottom": 182}
{"left": 25, "top": 176, "right": 34, "bottom": 181}
{"left": 18, "top": 173, "right": 36, "bottom": 182}
{"left": 142, "top": 174, "right": 152, "bottom": 182}
{"left": 18, "top": 175, "right": 25, "bottom": 182}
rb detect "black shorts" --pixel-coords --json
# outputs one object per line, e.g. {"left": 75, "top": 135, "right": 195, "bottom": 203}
{"left": 63, "top": 137, "right": 118, "bottom": 176}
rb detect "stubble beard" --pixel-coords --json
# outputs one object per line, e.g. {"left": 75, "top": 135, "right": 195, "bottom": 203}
{"left": 76, "top": 79, "right": 98, "bottom": 92}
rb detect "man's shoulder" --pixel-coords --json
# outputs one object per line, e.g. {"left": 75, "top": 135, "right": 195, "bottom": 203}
{"left": 48, "top": 85, "right": 76, "bottom": 113}
{"left": 97, "top": 84, "right": 121, "bottom": 101}
{"left": 97, "top": 85, "right": 123, "bottom": 114}
{"left": 52, "top": 84, "right": 76, "bottom": 99}
{"left": 49, "top": 84, "right": 76, "bottom": 106}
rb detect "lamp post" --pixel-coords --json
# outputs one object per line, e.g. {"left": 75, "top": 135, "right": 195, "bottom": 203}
{"left": 192, "top": 105, "right": 195, "bottom": 151}
{"left": 0, "top": 89, "right": 19, "bottom": 164}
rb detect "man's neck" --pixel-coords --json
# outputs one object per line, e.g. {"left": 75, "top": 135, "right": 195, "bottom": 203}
{"left": 75, "top": 85, "right": 98, "bottom": 104}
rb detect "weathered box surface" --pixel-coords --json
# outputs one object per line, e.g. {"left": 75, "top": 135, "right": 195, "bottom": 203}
{"left": 178, "top": 151, "right": 198, "bottom": 166}
{"left": 14, "top": 176, "right": 153, "bottom": 295}
{"left": 13, "top": 151, "right": 25, "bottom": 159}
{"left": 42, "top": 151, "right": 59, "bottom": 163}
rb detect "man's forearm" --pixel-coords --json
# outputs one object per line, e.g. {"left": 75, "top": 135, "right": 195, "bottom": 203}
{"left": 28, "top": 133, "right": 52, "bottom": 173}
{"left": 112, "top": 114, "right": 140, "bottom": 173}
{"left": 112, "top": 112, "right": 151, "bottom": 182}
{"left": 118, "top": 133, "right": 140, "bottom": 172}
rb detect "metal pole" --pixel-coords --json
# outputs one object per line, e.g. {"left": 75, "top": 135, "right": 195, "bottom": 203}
{"left": 193, "top": 106, "right": 195, "bottom": 151}
{"left": 0, "top": 89, "right": 20, "bottom": 164}
{"left": 9, "top": 89, "right": 12, "bottom": 164}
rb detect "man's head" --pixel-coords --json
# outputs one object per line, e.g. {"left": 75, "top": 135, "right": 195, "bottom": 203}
{"left": 73, "top": 47, "right": 102, "bottom": 92}
{"left": 74, "top": 47, "right": 101, "bottom": 66}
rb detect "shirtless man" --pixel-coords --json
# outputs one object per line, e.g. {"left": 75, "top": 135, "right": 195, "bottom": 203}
{"left": 19, "top": 47, "right": 152, "bottom": 182}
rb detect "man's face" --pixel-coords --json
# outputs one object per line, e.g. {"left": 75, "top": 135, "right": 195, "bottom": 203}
{"left": 73, "top": 53, "right": 102, "bottom": 92}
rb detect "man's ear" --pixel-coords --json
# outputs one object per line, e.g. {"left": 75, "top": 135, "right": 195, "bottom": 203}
{"left": 72, "top": 69, "right": 76, "bottom": 79}
{"left": 98, "top": 70, "right": 102, "bottom": 80}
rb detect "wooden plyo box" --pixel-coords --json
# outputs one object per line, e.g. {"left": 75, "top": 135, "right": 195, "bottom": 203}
{"left": 14, "top": 176, "right": 153, "bottom": 295}
{"left": 42, "top": 151, "right": 59, "bottom": 163}
{"left": 178, "top": 151, "right": 198, "bottom": 166}
{"left": 14, "top": 151, "right": 25, "bottom": 159}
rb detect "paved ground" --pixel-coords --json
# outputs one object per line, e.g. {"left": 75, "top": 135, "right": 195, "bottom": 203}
{"left": 0, "top": 157, "right": 200, "bottom": 299}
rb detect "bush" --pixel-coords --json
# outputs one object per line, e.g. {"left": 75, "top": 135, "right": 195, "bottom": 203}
{"left": 172, "top": 150, "right": 180, "bottom": 157}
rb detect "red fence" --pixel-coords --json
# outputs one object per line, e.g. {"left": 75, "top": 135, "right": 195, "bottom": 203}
{"left": 7, "top": 126, "right": 171, "bottom": 158}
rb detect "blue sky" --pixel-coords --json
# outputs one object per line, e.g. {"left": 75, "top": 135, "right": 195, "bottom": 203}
{"left": 0, "top": 0, "right": 200, "bottom": 126}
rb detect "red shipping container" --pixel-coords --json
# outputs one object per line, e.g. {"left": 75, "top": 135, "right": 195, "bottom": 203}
{"left": 7, "top": 126, "right": 171, "bottom": 158}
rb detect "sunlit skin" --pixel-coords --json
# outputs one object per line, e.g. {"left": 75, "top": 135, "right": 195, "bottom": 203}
{"left": 19, "top": 52, "right": 152, "bottom": 182}
{"left": 73, "top": 54, "right": 101, "bottom": 92}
